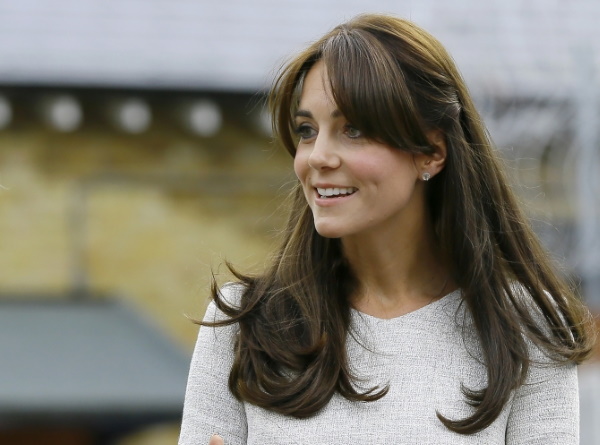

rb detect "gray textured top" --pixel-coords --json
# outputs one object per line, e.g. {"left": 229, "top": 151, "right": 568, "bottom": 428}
{"left": 179, "top": 285, "right": 579, "bottom": 444}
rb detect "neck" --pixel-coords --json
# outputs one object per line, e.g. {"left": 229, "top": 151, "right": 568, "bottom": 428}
{"left": 342, "top": 218, "right": 453, "bottom": 318}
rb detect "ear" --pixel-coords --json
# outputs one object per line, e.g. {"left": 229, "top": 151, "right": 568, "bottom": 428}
{"left": 418, "top": 129, "right": 447, "bottom": 180}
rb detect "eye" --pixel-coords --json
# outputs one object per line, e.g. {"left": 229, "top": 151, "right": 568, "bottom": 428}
{"left": 344, "top": 124, "right": 363, "bottom": 139}
{"left": 294, "top": 124, "right": 317, "bottom": 141}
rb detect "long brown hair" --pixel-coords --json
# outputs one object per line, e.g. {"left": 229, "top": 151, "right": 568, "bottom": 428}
{"left": 202, "top": 14, "right": 595, "bottom": 434}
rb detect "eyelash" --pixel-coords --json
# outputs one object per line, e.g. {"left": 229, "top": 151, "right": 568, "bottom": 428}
{"left": 293, "top": 123, "right": 363, "bottom": 140}
{"left": 293, "top": 124, "right": 316, "bottom": 140}
{"left": 344, "top": 124, "right": 362, "bottom": 139}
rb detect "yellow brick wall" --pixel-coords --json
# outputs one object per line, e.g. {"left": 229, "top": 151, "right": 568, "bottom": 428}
{"left": 0, "top": 120, "right": 291, "bottom": 337}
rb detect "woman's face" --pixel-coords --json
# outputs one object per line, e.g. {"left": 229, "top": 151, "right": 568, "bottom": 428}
{"left": 293, "top": 61, "right": 428, "bottom": 240}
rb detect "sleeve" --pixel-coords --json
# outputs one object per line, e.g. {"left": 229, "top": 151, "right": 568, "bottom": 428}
{"left": 178, "top": 292, "right": 248, "bottom": 445}
{"left": 505, "top": 358, "right": 579, "bottom": 444}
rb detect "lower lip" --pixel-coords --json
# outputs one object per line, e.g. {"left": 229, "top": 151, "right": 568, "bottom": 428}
{"left": 313, "top": 191, "right": 357, "bottom": 207}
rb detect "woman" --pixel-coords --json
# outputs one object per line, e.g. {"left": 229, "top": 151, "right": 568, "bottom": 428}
{"left": 179, "top": 14, "right": 595, "bottom": 444}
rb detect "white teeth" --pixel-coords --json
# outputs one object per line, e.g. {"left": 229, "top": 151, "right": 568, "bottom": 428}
{"left": 316, "top": 187, "right": 357, "bottom": 197}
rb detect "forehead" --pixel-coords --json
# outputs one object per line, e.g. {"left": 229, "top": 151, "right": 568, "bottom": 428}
{"left": 297, "top": 61, "right": 337, "bottom": 112}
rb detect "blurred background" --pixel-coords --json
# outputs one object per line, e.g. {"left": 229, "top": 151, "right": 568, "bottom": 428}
{"left": 0, "top": 0, "right": 598, "bottom": 444}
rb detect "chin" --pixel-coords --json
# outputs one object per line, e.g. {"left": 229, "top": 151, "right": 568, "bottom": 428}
{"left": 313, "top": 223, "right": 346, "bottom": 239}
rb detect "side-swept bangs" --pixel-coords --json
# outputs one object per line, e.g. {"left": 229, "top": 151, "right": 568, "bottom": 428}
{"left": 321, "top": 28, "right": 432, "bottom": 153}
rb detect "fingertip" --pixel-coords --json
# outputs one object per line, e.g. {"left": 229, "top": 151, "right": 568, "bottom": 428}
{"left": 209, "top": 433, "right": 224, "bottom": 445}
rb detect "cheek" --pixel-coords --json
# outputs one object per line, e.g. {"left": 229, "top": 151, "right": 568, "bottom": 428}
{"left": 293, "top": 150, "right": 309, "bottom": 182}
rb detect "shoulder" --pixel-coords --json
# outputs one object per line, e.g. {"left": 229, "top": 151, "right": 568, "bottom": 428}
{"left": 204, "top": 281, "right": 246, "bottom": 322}
{"left": 508, "top": 282, "right": 574, "bottom": 340}
{"left": 194, "top": 282, "right": 247, "bottom": 353}
{"left": 216, "top": 281, "right": 245, "bottom": 308}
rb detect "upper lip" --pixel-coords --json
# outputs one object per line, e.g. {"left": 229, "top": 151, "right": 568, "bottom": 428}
{"left": 313, "top": 183, "right": 355, "bottom": 189}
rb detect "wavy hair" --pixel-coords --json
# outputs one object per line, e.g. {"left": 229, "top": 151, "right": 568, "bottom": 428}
{"left": 202, "top": 14, "right": 595, "bottom": 434}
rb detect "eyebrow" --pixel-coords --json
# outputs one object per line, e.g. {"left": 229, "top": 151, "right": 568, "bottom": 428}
{"left": 294, "top": 109, "right": 343, "bottom": 119}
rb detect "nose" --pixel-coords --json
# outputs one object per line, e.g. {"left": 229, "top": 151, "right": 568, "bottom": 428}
{"left": 307, "top": 134, "right": 341, "bottom": 170}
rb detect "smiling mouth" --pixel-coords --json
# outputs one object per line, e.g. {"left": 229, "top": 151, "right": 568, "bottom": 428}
{"left": 316, "top": 187, "right": 358, "bottom": 199}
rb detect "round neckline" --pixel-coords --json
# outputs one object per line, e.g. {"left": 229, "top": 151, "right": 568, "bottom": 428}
{"left": 350, "top": 288, "right": 461, "bottom": 322}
